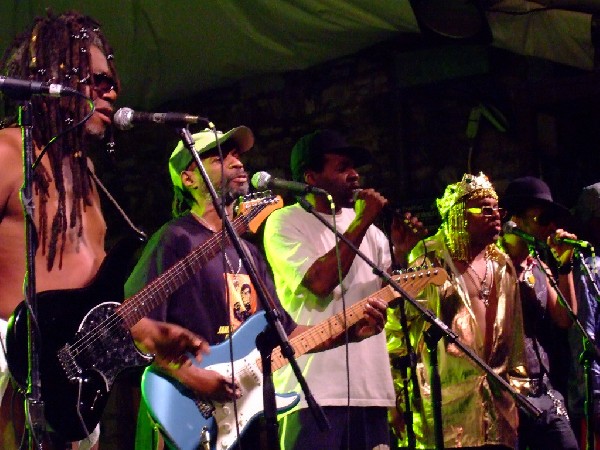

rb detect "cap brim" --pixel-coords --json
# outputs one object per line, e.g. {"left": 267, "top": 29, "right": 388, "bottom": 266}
{"left": 223, "top": 125, "right": 254, "bottom": 154}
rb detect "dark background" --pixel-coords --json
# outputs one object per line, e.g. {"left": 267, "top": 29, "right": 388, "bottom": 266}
{"left": 97, "top": 37, "right": 600, "bottom": 249}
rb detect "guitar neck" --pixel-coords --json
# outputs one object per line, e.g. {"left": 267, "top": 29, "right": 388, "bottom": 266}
{"left": 260, "top": 268, "right": 447, "bottom": 373}
{"left": 116, "top": 196, "right": 282, "bottom": 328}
{"left": 117, "top": 218, "right": 245, "bottom": 328}
{"left": 265, "top": 284, "right": 399, "bottom": 372}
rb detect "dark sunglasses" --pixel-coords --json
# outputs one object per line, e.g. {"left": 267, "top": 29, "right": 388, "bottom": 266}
{"left": 466, "top": 206, "right": 506, "bottom": 218}
{"left": 91, "top": 72, "right": 118, "bottom": 95}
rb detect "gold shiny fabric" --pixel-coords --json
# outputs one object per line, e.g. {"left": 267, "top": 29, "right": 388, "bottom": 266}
{"left": 387, "top": 232, "right": 524, "bottom": 449}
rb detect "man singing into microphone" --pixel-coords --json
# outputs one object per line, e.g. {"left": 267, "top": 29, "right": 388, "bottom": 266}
{"left": 500, "top": 176, "right": 579, "bottom": 450}
{"left": 262, "top": 129, "right": 422, "bottom": 449}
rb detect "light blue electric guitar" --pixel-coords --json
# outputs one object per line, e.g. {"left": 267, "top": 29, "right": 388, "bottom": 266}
{"left": 142, "top": 267, "right": 448, "bottom": 450}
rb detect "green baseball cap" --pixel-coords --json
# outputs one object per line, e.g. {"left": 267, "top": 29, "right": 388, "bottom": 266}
{"left": 169, "top": 126, "right": 254, "bottom": 191}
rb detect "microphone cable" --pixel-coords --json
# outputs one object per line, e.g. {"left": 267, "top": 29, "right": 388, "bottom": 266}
{"left": 32, "top": 92, "right": 94, "bottom": 170}
{"left": 208, "top": 124, "right": 246, "bottom": 449}
{"left": 326, "top": 193, "right": 354, "bottom": 449}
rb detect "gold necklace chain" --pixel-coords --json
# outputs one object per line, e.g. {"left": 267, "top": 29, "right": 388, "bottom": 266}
{"left": 191, "top": 211, "right": 218, "bottom": 233}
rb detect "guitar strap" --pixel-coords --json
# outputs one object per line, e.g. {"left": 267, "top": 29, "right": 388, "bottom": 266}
{"left": 88, "top": 168, "right": 147, "bottom": 241}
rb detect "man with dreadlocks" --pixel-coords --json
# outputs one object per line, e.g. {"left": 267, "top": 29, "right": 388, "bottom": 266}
{"left": 387, "top": 172, "right": 525, "bottom": 449}
{"left": 0, "top": 11, "right": 206, "bottom": 449}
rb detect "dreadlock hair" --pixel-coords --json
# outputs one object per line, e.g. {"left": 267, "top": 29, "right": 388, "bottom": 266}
{"left": 0, "top": 10, "right": 119, "bottom": 271}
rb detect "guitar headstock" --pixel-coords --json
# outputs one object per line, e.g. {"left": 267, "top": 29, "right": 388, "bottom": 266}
{"left": 236, "top": 192, "right": 283, "bottom": 233}
{"left": 390, "top": 266, "right": 448, "bottom": 298}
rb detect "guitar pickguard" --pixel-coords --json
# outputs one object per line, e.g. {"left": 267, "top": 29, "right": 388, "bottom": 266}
{"left": 59, "top": 302, "right": 153, "bottom": 389}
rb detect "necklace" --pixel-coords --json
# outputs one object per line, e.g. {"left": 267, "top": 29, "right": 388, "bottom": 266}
{"left": 191, "top": 211, "right": 217, "bottom": 233}
{"left": 464, "top": 259, "right": 491, "bottom": 307}
{"left": 520, "top": 256, "right": 536, "bottom": 288}
{"left": 224, "top": 252, "right": 242, "bottom": 287}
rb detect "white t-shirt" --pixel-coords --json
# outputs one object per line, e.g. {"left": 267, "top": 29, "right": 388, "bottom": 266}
{"left": 264, "top": 203, "right": 396, "bottom": 410}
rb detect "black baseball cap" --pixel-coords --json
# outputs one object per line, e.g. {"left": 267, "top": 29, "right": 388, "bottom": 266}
{"left": 290, "top": 129, "right": 371, "bottom": 182}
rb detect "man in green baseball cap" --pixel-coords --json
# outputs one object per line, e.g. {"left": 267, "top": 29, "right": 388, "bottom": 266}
{"left": 169, "top": 126, "right": 254, "bottom": 217}
{"left": 128, "top": 124, "right": 389, "bottom": 449}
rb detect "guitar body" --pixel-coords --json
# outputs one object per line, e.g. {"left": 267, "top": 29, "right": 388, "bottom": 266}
{"left": 142, "top": 312, "right": 300, "bottom": 450}
{"left": 5, "top": 236, "right": 152, "bottom": 442}
{"left": 5, "top": 196, "right": 284, "bottom": 444}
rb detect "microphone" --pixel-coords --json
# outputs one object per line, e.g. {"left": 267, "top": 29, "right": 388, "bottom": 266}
{"left": 352, "top": 189, "right": 402, "bottom": 216}
{"left": 553, "top": 236, "right": 594, "bottom": 251}
{"left": 503, "top": 221, "right": 593, "bottom": 252}
{"left": 113, "top": 107, "right": 210, "bottom": 130}
{"left": 502, "top": 221, "right": 548, "bottom": 249}
{"left": 251, "top": 171, "right": 329, "bottom": 196}
{"left": 0, "top": 76, "right": 78, "bottom": 100}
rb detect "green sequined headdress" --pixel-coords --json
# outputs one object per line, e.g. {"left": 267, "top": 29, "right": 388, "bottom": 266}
{"left": 437, "top": 172, "right": 498, "bottom": 260}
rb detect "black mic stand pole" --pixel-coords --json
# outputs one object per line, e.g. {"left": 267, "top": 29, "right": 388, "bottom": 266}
{"left": 390, "top": 298, "right": 419, "bottom": 450}
{"left": 386, "top": 227, "right": 419, "bottom": 449}
{"left": 177, "top": 127, "right": 328, "bottom": 450}
{"left": 297, "top": 196, "right": 542, "bottom": 450}
{"left": 18, "top": 100, "right": 45, "bottom": 449}
{"left": 528, "top": 245, "right": 600, "bottom": 450}
{"left": 573, "top": 250, "right": 600, "bottom": 450}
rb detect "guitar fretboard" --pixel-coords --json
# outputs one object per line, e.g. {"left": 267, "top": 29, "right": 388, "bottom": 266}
{"left": 116, "top": 197, "right": 279, "bottom": 328}
{"left": 258, "top": 268, "right": 445, "bottom": 373}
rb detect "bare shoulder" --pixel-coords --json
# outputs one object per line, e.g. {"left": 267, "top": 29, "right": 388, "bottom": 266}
{"left": 0, "top": 128, "right": 25, "bottom": 210}
{"left": 0, "top": 127, "right": 24, "bottom": 165}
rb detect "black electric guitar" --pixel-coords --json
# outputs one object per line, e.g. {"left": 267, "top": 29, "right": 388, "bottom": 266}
{"left": 6, "top": 194, "right": 282, "bottom": 442}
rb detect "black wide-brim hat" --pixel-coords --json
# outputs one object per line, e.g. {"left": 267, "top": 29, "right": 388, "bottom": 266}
{"left": 501, "top": 176, "right": 570, "bottom": 218}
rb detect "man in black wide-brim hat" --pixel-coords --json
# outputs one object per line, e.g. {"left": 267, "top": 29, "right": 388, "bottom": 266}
{"left": 500, "top": 176, "right": 579, "bottom": 450}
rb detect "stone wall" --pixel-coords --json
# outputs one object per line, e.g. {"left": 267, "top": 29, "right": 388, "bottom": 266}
{"left": 102, "top": 36, "right": 600, "bottom": 242}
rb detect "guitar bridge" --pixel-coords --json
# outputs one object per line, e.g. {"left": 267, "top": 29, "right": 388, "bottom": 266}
{"left": 57, "top": 344, "right": 81, "bottom": 380}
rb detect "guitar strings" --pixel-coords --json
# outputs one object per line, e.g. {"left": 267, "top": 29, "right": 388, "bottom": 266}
{"left": 66, "top": 207, "right": 436, "bottom": 376}
{"left": 65, "top": 200, "right": 270, "bottom": 358}
{"left": 262, "top": 274, "right": 432, "bottom": 372}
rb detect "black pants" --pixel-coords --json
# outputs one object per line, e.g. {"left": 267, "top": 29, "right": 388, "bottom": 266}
{"left": 518, "top": 388, "right": 579, "bottom": 450}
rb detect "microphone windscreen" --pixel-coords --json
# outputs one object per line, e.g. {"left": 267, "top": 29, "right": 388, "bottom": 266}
{"left": 113, "top": 107, "right": 134, "bottom": 130}
{"left": 251, "top": 171, "right": 271, "bottom": 190}
{"left": 502, "top": 220, "right": 518, "bottom": 235}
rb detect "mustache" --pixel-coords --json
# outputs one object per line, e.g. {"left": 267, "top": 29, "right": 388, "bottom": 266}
{"left": 228, "top": 169, "right": 248, "bottom": 179}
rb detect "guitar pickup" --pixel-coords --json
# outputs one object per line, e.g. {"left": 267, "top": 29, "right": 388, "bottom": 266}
{"left": 194, "top": 397, "right": 215, "bottom": 420}
{"left": 57, "top": 344, "right": 82, "bottom": 380}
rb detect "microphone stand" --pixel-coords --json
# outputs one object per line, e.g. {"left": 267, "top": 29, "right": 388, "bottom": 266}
{"left": 528, "top": 244, "right": 600, "bottom": 450}
{"left": 17, "top": 101, "right": 45, "bottom": 449}
{"left": 297, "top": 196, "right": 542, "bottom": 450}
{"left": 574, "top": 251, "right": 600, "bottom": 450}
{"left": 386, "top": 222, "right": 419, "bottom": 449}
{"left": 177, "top": 127, "right": 327, "bottom": 450}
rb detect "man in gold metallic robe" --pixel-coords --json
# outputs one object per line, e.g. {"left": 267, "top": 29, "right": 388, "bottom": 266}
{"left": 387, "top": 172, "right": 525, "bottom": 449}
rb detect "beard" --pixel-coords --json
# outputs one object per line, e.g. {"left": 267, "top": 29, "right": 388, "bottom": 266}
{"left": 217, "top": 180, "right": 249, "bottom": 205}
{"left": 84, "top": 115, "right": 108, "bottom": 140}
